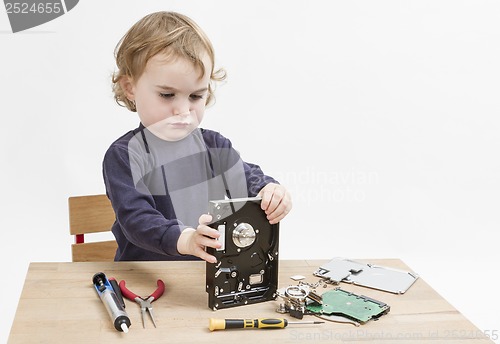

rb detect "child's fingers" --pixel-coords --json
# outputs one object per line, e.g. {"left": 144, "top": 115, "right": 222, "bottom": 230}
{"left": 267, "top": 203, "right": 291, "bottom": 224}
{"left": 195, "top": 225, "right": 220, "bottom": 263}
{"left": 197, "top": 229, "right": 221, "bottom": 247}
{"left": 266, "top": 192, "right": 292, "bottom": 224}
{"left": 265, "top": 187, "right": 286, "bottom": 214}
{"left": 196, "top": 249, "right": 217, "bottom": 264}
{"left": 196, "top": 223, "right": 220, "bottom": 240}
{"left": 198, "top": 213, "right": 213, "bottom": 226}
{"left": 258, "top": 183, "right": 282, "bottom": 211}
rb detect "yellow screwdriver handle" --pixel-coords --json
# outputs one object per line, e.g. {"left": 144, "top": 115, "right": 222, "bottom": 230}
{"left": 209, "top": 318, "right": 288, "bottom": 331}
{"left": 256, "top": 318, "right": 288, "bottom": 329}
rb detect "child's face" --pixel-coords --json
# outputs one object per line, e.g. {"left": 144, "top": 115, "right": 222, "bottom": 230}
{"left": 124, "top": 53, "right": 212, "bottom": 141}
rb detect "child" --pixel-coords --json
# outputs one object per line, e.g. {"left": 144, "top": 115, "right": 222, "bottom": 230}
{"left": 103, "top": 11, "right": 291, "bottom": 263}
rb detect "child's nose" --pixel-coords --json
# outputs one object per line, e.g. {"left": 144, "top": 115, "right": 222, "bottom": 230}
{"left": 173, "top": 99, "right": 190, "bottom": 116}
{"left": 176, "top": 110, "right": 190, "bottom": 117}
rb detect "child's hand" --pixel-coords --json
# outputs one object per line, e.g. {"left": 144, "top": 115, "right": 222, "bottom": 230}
{"left": 257, "top": 183, "right": 292, "bottom": 224}
{"left": 177, "top": 214, "right": 221, "bottom": 263}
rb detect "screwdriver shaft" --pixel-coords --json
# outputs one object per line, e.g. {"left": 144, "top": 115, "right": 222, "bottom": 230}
{"left": 289, "top": 321, "right": 325, "bottom": 325}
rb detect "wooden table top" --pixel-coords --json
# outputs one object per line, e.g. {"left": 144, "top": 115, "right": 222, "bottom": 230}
{"left": 8, "top": 259, "right": 493, "bottom": 343}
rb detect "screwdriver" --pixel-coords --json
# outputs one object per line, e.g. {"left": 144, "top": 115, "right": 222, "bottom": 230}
{"left": 209, "top": 318, "right": 324, "bottom": 331}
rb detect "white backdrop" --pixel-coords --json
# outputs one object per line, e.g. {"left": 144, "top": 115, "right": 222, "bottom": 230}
{"left": 1, "top": 1, "right": 499, "bottom": 342}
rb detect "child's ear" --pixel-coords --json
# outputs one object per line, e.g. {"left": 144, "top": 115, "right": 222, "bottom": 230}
{"left": 120, "top": 76, "right": 135, "bottom": 101}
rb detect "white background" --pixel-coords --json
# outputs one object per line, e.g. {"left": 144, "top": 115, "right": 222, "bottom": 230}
{"left": 1, "top": 1, "right": 499, "bottom": 343}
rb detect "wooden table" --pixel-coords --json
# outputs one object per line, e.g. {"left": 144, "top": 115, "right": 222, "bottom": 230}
{"left": 8, "top": 259, "right": 493, "bottom": 343}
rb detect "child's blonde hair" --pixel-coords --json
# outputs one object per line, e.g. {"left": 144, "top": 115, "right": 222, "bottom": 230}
{"left": 112, "top": 11, "right": 226, "bottom": 111}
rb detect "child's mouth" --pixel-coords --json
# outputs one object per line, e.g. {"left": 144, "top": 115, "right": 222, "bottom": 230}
{"left": 169, "top": 122, "right": 191, "bottom": 128}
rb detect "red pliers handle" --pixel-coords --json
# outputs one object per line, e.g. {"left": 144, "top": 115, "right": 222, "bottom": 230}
{"left": 119, "top": 279, "right": 165, "bottom": 302}
{"left": 119, "top": 279, "right": 165, "bottom": 328}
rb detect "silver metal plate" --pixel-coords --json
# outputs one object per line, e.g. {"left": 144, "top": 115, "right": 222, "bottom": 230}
{"left": 314, "top": 257, "right": 419, "bottom": 294}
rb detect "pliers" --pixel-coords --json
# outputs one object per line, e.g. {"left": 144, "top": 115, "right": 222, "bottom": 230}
{"left": 119, "top": 279, "right": 165, "bottom": 328}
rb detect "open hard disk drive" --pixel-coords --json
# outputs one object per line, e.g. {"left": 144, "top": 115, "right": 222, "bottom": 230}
{"left": 206, "top": 197, "right": 279, "bottom": 310}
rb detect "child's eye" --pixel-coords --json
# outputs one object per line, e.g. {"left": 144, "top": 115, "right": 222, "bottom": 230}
{"left": 160, "top": 93, "right": 174, "bottom": 99}
{"left": 190, "top": 94, "right": 204, "bottom": 101}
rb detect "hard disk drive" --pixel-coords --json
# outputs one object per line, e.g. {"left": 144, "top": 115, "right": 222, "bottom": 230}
{"left": 206, "top": 197, "right": 279, "bottom": 310}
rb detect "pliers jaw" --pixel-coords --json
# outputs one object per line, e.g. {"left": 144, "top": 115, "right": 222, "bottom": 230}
{"left": 136, "top": 299, "right": 157, "bottom": 328}
{"left": 120, "top": 280, "right": 165, "bottom": 329}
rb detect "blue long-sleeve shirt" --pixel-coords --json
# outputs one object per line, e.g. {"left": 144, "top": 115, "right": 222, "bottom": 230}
{"left": 102, "top": 125, "right": 277, "bottom": 261}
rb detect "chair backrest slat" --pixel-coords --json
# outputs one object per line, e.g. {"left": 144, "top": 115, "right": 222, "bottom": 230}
{"left": 68, "top": 194, "right": 117, "bottom": 262}
{"left": 69, "top": 194, "right": 115, "bottom": 235}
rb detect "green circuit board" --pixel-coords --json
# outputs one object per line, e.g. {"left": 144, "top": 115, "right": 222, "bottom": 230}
{"left": 306, "top": 288, "right": 390, "bottom": 323}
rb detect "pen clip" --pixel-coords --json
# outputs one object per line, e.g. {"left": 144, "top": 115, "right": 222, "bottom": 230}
{"left": 109, "top": 277, "right": 126, "bottom": 309}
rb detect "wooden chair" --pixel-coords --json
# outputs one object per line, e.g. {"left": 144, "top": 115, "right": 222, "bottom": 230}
{"left": 68, "top": 194, "right": 118, "bottom": 262}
